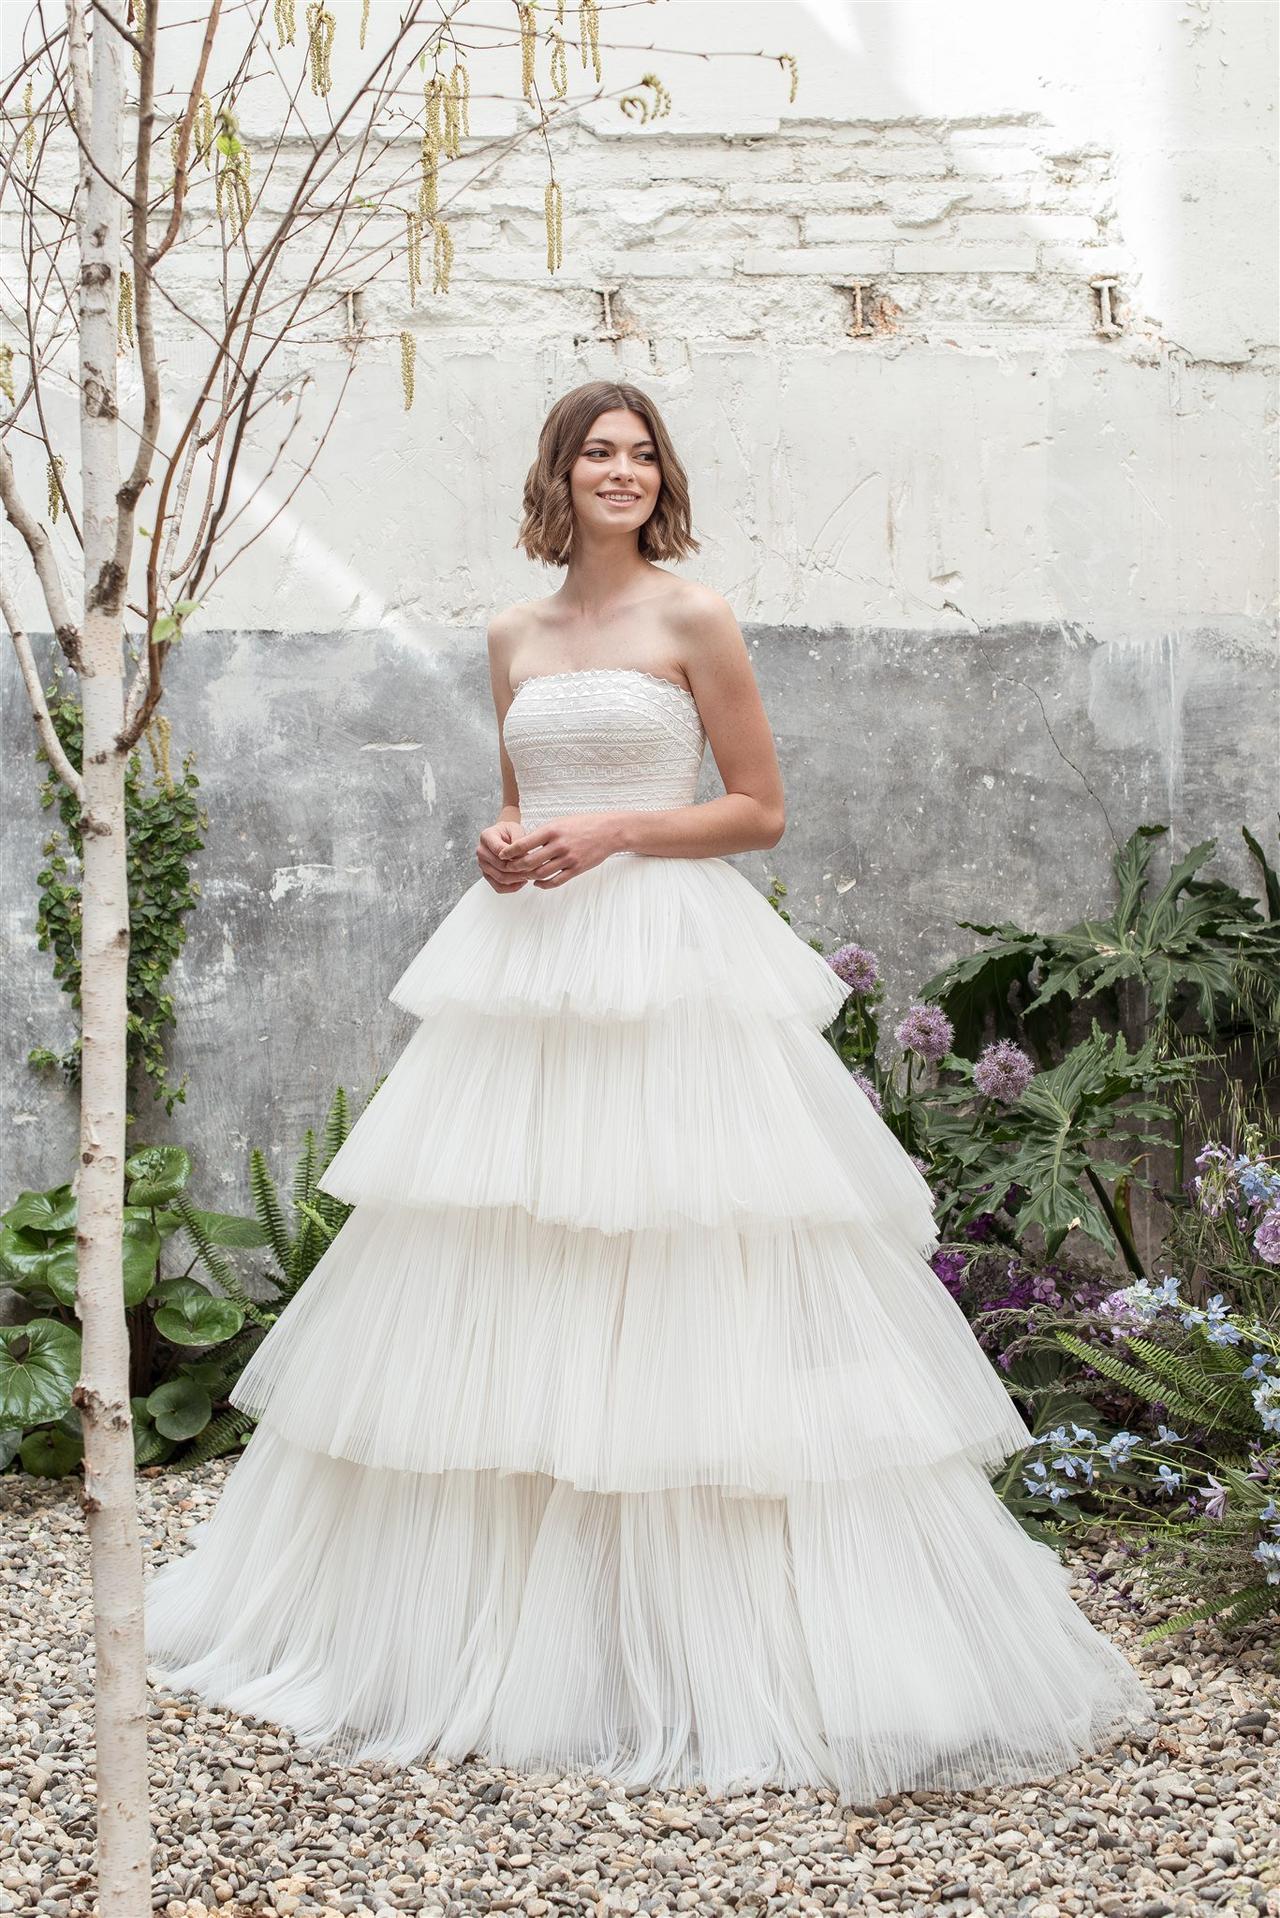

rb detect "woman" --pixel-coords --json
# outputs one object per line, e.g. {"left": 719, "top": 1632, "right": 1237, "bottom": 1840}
{"left": 145, "top": 378, "right": 1153, "bottom": 1801}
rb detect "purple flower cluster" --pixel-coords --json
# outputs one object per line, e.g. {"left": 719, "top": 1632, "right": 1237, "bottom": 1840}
{"left": 973, "top": 1038, "right": 1036, "bottom": 1103}
{"left": 827, "top": 942, "right": 880, "bottom": 994}
{"left": 930, "top": 1247, "right": 970, "bottom": 1301}
{"left": 1255, "top": 1208, "right": 1280, "bottom": 1267}
{"left": 894, "top": 1002, "right": 954, "bottom": 1064}
{"left": 850, "top": 1068, "right": 882, "bottom": 1114}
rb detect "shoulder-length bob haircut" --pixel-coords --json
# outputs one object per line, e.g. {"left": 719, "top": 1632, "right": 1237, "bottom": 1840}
{"left": 516, "top": 380, "right": 701, "bottom": 567}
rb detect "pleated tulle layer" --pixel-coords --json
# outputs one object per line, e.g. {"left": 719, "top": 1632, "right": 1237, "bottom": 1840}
{"left": 144, "top": 1426, "right": 1153, "bottom": 1802}
{"left": 229, "top": 1202, "right": 1030, "bottom": 1494}
{"left": 317, "top": 999, "right": 937, "bottom": 1243}
{"left": 388, "top": 853, "right": 853, "bottom": 1032}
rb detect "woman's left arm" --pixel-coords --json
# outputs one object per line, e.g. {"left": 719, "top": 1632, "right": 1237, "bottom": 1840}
{"left": 496, "top": 595, "right": 786, "bottom": 885}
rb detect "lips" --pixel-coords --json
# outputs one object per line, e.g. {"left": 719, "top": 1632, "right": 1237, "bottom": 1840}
{"left": 598, "top": 492, "right": 640, "bottom": 503}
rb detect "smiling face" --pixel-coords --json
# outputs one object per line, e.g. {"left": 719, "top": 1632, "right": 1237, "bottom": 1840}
{"left": 568, "top": 408, "right": 663, "bottom": 540}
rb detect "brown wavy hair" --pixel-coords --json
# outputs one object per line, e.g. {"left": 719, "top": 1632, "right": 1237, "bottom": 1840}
{"left": 516, "top": 380, "right": 701, "bottom": 567}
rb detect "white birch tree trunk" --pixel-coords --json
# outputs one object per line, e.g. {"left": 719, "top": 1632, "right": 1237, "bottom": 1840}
{"left": 67, "top": 8, "right": 153, "bottom": 1911}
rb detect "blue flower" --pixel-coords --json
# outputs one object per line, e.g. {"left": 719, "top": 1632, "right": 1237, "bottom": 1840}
{"left": 1156, "top": 1463, "right": 1183, "bottom": 1495}
{"left": 1253, "top": 1539, "right": 1280, "bottom": 1585}
{"left": 1244, "top": 1353, "right": 1272, "bottom": 1381}
{"left": 1102, "top": 1430, "right": 1142, "bottom": 1468}
{"left": 1156, "top": 1424, "right": 1184, "bottom": 1445}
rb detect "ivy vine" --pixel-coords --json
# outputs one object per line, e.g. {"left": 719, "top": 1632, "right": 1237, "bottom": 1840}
{"left": 28, "top": 670, "right": 207, "bottom": 1120}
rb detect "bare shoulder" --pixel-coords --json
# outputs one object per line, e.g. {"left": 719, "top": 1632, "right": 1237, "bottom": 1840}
{"left": 485, "top": 599, "right": 539, "bottom": 682}
{"left": 665, "top": 579, "right": 751, "bottom": 683}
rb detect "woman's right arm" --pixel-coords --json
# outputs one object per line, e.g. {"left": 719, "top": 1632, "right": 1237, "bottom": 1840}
{"left": 476, "top": 612, "right": 528, "bottom": 891}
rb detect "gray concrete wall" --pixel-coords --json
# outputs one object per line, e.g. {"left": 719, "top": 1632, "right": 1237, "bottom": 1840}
{"left": 4, "top": 615, "right": 1273, "bottom": 1204}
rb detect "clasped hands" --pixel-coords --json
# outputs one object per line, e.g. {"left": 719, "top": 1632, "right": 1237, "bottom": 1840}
{"left": 476, "top": 813, "right": 624, "bottom": 892}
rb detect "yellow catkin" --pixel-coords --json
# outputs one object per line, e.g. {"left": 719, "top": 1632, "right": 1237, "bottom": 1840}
{"left": 424, "top": 73, "right": 447, "bottom": 155}
{"left": 0, "top": 343, "right": 15, "bottom": 405}
{"left": 47, "top": 454, "right": 65, "bottom": 522}
{"left": 432, "top": 219, "right": 453, "bottom": 294}
{"left": 217, "top": 147, "right": 251, "bottom": 240}
{"left": 779, "top": 53, "right": 799, "bottom": 104}
{"left": 621, "top": 72, "right": 671, "bottom": 122}
{"left": 118, "top": 270, "right": 135, "bottom": 350}
{"left": 132, "top": 0, "right": 146, "bottom": 74}
{"left": 405, "top": 208, "right": 422, "bottom": 306}
{"left": 145, "top": 713, "right": 174, "bottom": 793}
{"left": 518, "top": 4, "right": 538, "bottom": 105}
{"left": 544, "top": 178, "right": 562, "bottom": 272}
{"left": 274, "top": 0, "right": 296, "bottom": 48}
{"left": 446, "top": 62, "right": 470, "bottom": 150}
{"left": 23, "top": 79, "right": 36, "bottom": 169}
{"left": 549, "top": 31, "right": 568, "bottom": 100}
{"left": 556, "top": 0, "right": 565, "bottom": 21}
{"left": 579, "top": 0, "right": 601, "bottom": 84}
{"left": 306, "top": 3, "right": 335, "bottom": 97}
{"left": 194, "top": 94, "right": 214, "bottom": 167}
{"left": 400, "top": 331, "right": 416, "bottom": 411}
{"left": 359, "top": 0, "right": 370, "bottom": 50}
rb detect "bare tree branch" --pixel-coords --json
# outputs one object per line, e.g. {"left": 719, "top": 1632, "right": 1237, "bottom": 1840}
{"left": 0, "top": 571, "right": 85, "bottom": 799}
{"left": 0, "top": 440, "right": 84, "bottom": 667}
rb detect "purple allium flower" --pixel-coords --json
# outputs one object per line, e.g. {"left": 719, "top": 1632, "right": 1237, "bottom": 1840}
{"left": 973, "top": 1038, "right": 1035, "bottom": 1103}
{"left": 931, "top": 1248, "right": 969, "bottom": 1300}
{"left": 828, "top": 942, "right": 880, "bottom": 994}
{"left": 1254, "top": 1206, "right": 1280, "bottom": 1266}
{"left": 894, "top": 1002, "right": 954, "bottom": 1064}
{"left": 851, "top": 1069, "right": 882, "bottom": 1114}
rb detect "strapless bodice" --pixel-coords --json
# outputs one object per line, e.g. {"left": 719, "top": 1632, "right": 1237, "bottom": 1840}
{"left": 502, "top": 668, "right": 706, "bottom": 829}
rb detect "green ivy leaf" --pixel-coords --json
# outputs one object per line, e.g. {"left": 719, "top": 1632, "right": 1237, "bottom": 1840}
{"left": 124, "top": 1145, "right": 192, "bottom": 1207}
{"left": 146, "top": 1375, "right": 212, "bottom": 1441}
{"left": 179, "top": 1209, "right": 270, "bottom": 1249}
{"left": 2, "top": 1185, "right": 77, "bottom": 1235}
{"left": 19, "top": 1423, "right": 84, "bottom": 1477}
{"left": 0, "top": 1320, "right": 81, "bottom": 1426}
{"left": 151, "top": 1278, "right": 244, "bottom": 1347}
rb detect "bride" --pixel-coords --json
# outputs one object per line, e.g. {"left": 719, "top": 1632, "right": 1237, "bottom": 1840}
{"left": 144, "top": 377, "right": 1153, "bottom": 1801}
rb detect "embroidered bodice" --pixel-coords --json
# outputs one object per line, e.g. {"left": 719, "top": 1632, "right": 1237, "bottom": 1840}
{"left": 503, "top": 668, "right": 706, "bottom": 829}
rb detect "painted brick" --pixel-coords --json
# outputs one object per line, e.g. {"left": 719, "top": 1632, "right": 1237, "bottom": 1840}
{"left": 802, "top": 214, "right": 905, "bottom": 244}
{"left": 738, "top": 245, "right": 895, "bottom": 276}
{"left": 893, "top": 242, "right": 1040, "bottom": 274}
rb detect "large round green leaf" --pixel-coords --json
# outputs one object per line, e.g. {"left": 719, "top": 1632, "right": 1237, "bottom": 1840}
{"left": 42, "top": 1217, "right": 162, "bottom": 1310}
{"left": 20, "top": 1423, "right": 84, "bottom": 1477}
{"left": 146, "top": 1376, "right": 212, "bottom": 1441}
{"left": 126, "top": 1205, "right": 186, "bottom": 1240}
{"left": 0, "top": 1320, "right": 81, "bottom": 1426}
{"left": 2, "top": 1185, "right": 77, "bottom": 1235}
{"left": 124, "top": 1145, "right": 193, "bottom": 1208}
{"left": 151, "top": 1278, "right": 244, "bottom": 1347}
{"left": 180, "top": 1208, "right": 270, "bottom": 1249}
{"left": 0, "top": 1223, "right": 64, "bottom": 1287}
{"left": 0, "top": 1430, "right": 22, "bottom": 1472}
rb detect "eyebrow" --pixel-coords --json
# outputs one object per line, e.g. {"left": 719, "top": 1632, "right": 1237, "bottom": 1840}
{"left": 582, "top": 435, "right": 656, "bottom": 449}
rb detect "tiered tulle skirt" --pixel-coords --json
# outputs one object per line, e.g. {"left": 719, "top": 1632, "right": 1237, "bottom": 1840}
{"left": 144, "top": 851, "right": 1153, "bottom": 1800}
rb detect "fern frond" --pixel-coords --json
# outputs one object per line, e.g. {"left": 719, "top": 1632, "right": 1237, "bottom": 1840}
{"left": 1142, "top": 1580, "right": 1276, "bottom": 1643}
{"left": 1052, "top": 1331, "right": 1207, "bottom": 1427}
{"left": 171, "top": 1193, "right": 270, "bottom": 1327}
{"left": 250, "top": 1147, "right": 294, "bottom": 1278}
{"left": 180, "top": 1408, "right": 256, "bottom": 1468}
{"left": 1126, "top": 1337, "right": 1257, "bottom": 1435}
{"left": 135, "top": 1424, "right": 176, "bottom": 1467}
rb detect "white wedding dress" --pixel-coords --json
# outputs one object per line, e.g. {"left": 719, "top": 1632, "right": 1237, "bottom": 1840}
{"left": 144, "top": 666, "right": 1153, "bottom": 1800}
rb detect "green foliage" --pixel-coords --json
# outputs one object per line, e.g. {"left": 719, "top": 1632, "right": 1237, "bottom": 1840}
{"left": 921, "top": 822, "right": 1280, "bottom": 1058}
{"left": 28, "top": 674, "right": 207, "bottom": 1118}
{"left": 1, "top": 1086, "right": 366, "bottom": 1477}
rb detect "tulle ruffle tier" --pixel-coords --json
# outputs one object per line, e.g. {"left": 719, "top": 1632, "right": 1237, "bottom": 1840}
{"left": 228, "top": 1201, "right": 1029, "bottom": 1496}
{"left": 386, "top": 851, "right": 853, "bottom": 1031}
{"left": 143, "top": 1426, "right": 1152, "bottom": 1800}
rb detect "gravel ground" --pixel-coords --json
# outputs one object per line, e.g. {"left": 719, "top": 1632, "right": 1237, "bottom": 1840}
{"left": 1, "top": 1460, "right": 1276, "bottom": 1918}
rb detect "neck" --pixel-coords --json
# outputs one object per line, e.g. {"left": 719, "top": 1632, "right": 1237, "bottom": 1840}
{"left": 558, "top": 533, "right": 652, "bottom": 616}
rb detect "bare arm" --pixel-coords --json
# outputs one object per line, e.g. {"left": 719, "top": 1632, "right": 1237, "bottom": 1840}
{"left": 614, "top": 595, "right": 785, "bottom": 857}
